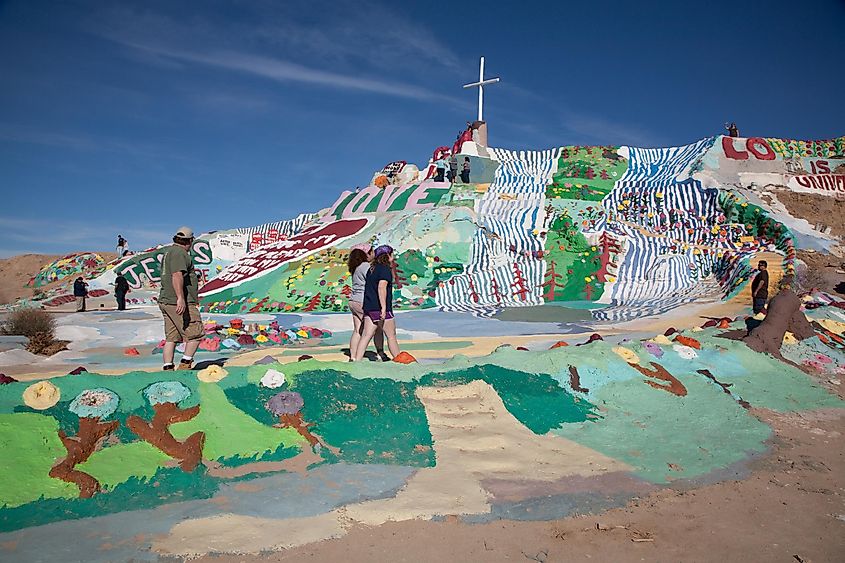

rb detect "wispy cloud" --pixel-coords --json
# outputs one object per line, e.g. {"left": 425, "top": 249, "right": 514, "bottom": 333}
{"left": 559, "top": 109, "right": 663, "bottom": 147}
{"left": 0, "top": 216, "right": 175, "bottom": 257}
{"left": 120, "top": 40, "right": 460, "bottom": 103}
{"left": 85, "top": 1, "right": 467, "bottom": 106}
{"left": 0, "top": 125, "right": 195, "bottom": 162}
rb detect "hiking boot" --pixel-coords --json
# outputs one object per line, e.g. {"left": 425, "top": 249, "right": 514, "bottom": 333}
{"left": 177, "top": 360, "right": 193, "bottom": 370}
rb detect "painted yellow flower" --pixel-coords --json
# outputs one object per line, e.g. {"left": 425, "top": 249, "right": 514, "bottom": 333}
{"left": 23, "top": 381, "right": 61, "bottom": 410}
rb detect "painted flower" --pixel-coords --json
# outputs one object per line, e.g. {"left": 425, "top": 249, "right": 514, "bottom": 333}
{"left": 259, "top": 368, "right": 286, "bottom": 389}
{"left": 265, "top": 391, "right": 304, "bottom": 416}
{"left": 643, "top": 341, "right": 664, "bottom": 358}
{"left": 673, "top": 344, "right": 698, "bottom": 360}
{"left": 69, "top": 388, "right": 119, "bottom": 419}
{"left": 22, "top": 380, "right": 61, "bottom": 410}
{"left": 197, "top": 364, "right": 228, "bottom": 383}
{"left": 613, "top": 346, "right": 640, "bottom": 365}
{"left": 813, "top": 354, "right": 833, "bottom": 364}
{"left": 144, "top": 381, "right": 191, "bottom": 406}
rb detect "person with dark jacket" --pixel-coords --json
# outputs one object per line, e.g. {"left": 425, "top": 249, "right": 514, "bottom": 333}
{"left": 114, "top": 273, "right": 130, "bottom": 311}
{"left": 73, "top": 277, "right": 88, "bottom": 312}
{"left": 750, "top": 260, "right": 769, "bottom": 314}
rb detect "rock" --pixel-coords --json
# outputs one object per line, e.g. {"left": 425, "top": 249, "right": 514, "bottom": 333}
{"left": 253, "top": 355, "right": 277, "bottom": 365}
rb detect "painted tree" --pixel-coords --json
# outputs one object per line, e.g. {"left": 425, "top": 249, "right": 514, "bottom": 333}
{"left": 594, "top": 231, "right": 623, "bottom": 282}
{"left": 467, "top": 276, "right": 480, "bottom": 304}
{"left": 390, "top": 260, "right": 407, "bottom": 289}
{"left": 490, "top": 276, "right": 503, "bottom": 305}
{"left": 50, "top": 388, "right": 121, "bottom": 498}
{"left": 510, "top": 262, "right": 530, "bottom": 302}
{"left": 127, "top": 381, "right": 205, "bottom": 472}
{"left": 265, "top": 391, "right": 320, "bottom": 448}
{"left": 541, "top": 260, "right": 566, "bottom": 301}
{"left": 302, "top": 292, "right": 322, "bottom": 312}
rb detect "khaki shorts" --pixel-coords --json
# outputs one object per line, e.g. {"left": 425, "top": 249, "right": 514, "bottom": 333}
{"left": 348, "top": 300, "right": 365, "bottom": 321}
{"left": 160, "top": 304, "right": 204, "bottom": 343}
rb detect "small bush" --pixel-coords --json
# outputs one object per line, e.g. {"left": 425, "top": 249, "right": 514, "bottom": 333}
{"left": 2, "top": 307, "right": 56, "bottom": 340}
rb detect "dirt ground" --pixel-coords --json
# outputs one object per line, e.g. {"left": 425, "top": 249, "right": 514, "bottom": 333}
{"left": 776, "top": 191, "right": 845, "bottom": 239}
{"left": 0, "top": 254, "right": 60, "bottom": 304}
{"left": 796, "top": 249, "right": 845, "bottom": 296}
{"left": 197, "top": 400, "right": 845, "bottom": 563}
{"left": 0, "top": 252, "right": 117, "bottom": 305}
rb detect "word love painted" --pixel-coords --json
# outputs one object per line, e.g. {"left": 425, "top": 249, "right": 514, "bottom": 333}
{"left": 200, "top": 217, "right": 369, "bottom": 295}
{"left": 326, "top": 184, "right": 450, "bottom": 220}
{"left": 116, "top": 241, "right": 212, "bottom": 289}
{"left": 722, "top": 137, "right": 776, "bottom": 161}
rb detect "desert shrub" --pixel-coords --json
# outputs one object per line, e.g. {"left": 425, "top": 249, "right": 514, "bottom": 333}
{"left": 2, "top": 307, "right": 56, "bottom": 339}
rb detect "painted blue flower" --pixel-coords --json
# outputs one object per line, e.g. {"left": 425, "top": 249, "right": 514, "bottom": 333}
{"left": 143, "top": 381, "right": 191, "bottom": 406}
{"left": 265, "top": 391, "right": 304, "bottom": 416}
{"left": 69, "top": 388, "right": 119, "bottom": 419}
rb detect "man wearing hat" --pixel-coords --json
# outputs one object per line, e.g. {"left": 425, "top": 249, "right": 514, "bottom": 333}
{"left": 159, "top": 227, "right": 204, "bottom": 370}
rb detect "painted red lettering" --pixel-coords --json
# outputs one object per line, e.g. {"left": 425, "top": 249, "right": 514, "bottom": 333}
{"left": 722, "top": 137, "right": 748, "bottom": 160}
{"left": 746, "top": 138, "right": 775, "bottom": 161}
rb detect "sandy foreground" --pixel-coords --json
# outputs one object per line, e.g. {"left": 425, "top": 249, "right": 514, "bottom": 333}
{"left": 193, "top": 405, "right": 845, "bottom": 563}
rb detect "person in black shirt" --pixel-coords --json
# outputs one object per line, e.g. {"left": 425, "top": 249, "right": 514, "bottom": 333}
{"left": 751, "top": 260, "right": 769, "bottom": 314}
{"left": 73, "top": 277, "right": 88, "bottom": 312}
{"left": 351, "top": 245, "right": 402, "bottom": 361}
{"left": 114, "top": 273, "right": 130, "bottom": 311}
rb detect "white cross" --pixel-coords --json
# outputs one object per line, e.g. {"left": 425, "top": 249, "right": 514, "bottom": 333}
{"left": 462, "top": 56, "right": 500, "bottom": 122}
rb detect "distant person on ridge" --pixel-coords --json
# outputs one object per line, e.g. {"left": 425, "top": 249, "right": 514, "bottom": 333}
{"left": 725, "top": 122, "right": 740, "bottom": 137}
{"left": 351, "top": 245, "right": 401, "bottom": 362}
{"left": 433, "top": 156, "right": 447, "bottom": 182}
{"left": 751, "top": 260, "right": 769, "bottom": 314}
{"left": 158, "top": 227, "right": 204, "bottom": 370}
{"left": 73, "top": 277, "right": 88, "bottom": 312}
{"left": 460, "top": 156, "right": 471, "bottom": 183}
{"left": 448, "top": 154, "right": 458, "bottom": 183}
{"left": 114, "top": 272, "right": 130, "bottom": 311}
{"left": 117, "top": 234, "right": 127, "bottom": 257}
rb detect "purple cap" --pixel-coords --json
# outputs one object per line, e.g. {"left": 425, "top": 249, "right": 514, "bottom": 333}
{"left": 374, "top": 245, "right": 393, "bottom": 258}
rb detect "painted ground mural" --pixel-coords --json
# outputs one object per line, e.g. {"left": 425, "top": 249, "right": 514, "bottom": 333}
{"left": 1, "top": 302, "right": 843, "bottom": 559}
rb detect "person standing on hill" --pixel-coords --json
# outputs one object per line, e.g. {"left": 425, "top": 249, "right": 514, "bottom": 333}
{"left": 158, "top": 227, "right": 204, "bottom": 370}
{"left": 117, "top": 234, "right": 127, "bottom": 257}
{"left": 114, "top": 273, "right": 130, "bottom": 311}
{"left": 73, "top": 277, "right": 88, "bottom": 312}
{"left": 448, "top": 154, "right": 458, "bottom": 183}
{"left": 433, "top": 157, "right": 447, "bottom": 182}
{"left": 751, "top": 260, "right": 769, "bottom": 314}
{"left": 460, "top": 157, "right": 471, "bottom": 183}
{"left": 351, "top": 245, "right": 401, "bottom": 362}
{"left": 346, "top": 245, "right": 387, "bottom": 361}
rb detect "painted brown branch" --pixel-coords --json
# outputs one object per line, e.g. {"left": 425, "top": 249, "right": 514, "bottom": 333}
{"left": 628, "top": 362, "right": 688, "bottom": 397}
{"left": 697, "top": 369, "right": 751, "bottom": 409}
{"left": 127, "top": 402, "right": 204, "bottom": 472}
{"left": 568, "top": 365, "right": 590, "bottom": 393}
{"left": 275, "top": 412, "right": 320, "bottom": 447}
{"left": 49, "top": 417, "right": 119, "bottom": 498}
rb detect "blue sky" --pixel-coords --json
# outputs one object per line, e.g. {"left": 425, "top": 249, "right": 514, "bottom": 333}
{"left": 1, "top": 0, "right": 843, "bottom": 257}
